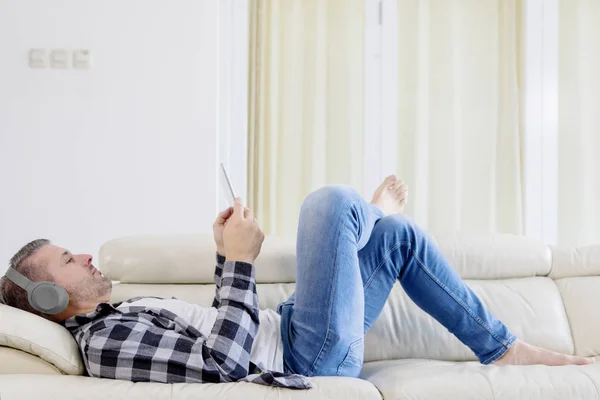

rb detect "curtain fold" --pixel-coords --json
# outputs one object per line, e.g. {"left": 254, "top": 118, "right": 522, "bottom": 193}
{"left": 248, "top": 0, "right": 364, "bottom": 236}
{"left": 396, "top": 0, "right": 523, "bottom": 235}
{"left": 558, "top": 0, "right": 600, "bottom": 245}
{"left": 248, "top": 0, "right": 523, "bottom": 237}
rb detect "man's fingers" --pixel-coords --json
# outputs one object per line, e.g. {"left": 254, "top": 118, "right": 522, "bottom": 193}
{"left": 219, "top": 207, "right": 234, "bottom": 219}
{"left": 214, "top": 207, "right": 234, "bottom": 226}
{"left": 244, "top": 207, "right": 254, "bottom": 220}
{"left": 232, "top": 198, "right": 245, "bottom": 219}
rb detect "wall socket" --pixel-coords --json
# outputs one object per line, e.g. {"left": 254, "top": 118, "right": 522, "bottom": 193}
{"left": 28, "top": 48, "right": 92, "bottom": 69}
{"left": 73, "top": 49, "right": 92, "bottom": 69}
{"left": 28, "top": 49, "right": 45, "bottom": 68}
{"left": 50, "top": 49, "right": 68, "bottom": 69}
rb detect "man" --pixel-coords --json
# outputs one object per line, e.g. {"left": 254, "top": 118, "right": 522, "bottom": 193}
{"left": 0, "top": 176, "right": 593, "bottom": 389}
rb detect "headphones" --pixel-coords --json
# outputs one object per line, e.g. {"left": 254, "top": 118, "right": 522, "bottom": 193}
{"left": 4, "top": 267, "right": 69, "bottom": 315}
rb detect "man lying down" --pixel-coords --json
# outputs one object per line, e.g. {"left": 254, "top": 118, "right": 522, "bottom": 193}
{"left": 0, "top": 177, "right": 593, "bottom": 389}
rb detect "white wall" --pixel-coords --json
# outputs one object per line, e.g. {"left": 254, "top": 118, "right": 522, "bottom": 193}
{"left": 0, "top": 0, "right": 221, "bottom": 274}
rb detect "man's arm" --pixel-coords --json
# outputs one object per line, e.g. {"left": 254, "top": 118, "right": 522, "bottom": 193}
{"left": 83, "top": 260, "right": 260, "bottom": 383}
{"left": 83, "top": 200, "right": 264, "bottom": 383}
{"left": 211, "top": 253, "right": 226, "bottom": 308}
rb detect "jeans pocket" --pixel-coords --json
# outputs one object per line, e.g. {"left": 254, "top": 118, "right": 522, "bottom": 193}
{"left": 336, "top": 337, "right": 364, "bottom": 377}
{"left": 276, "top": 299, "right": 294, "bottom": 315}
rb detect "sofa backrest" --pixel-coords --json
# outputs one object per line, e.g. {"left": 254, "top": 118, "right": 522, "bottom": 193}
{"left": 100, "top": 233, "right": 600, "bottom": 363}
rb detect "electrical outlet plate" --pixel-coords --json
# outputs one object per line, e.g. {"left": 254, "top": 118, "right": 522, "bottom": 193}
{"left": 50, "top": 49, "right": 69, "bottom": 69}
{"left": 73, "top": 49, "right": 92, "bottom": 69}
{"left": 28, "top": 49, "right": 46, "bottom": 68}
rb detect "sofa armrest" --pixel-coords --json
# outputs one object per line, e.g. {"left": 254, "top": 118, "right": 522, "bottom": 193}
{"left": 0, "top": 346, "right": 62, "bottom": 375}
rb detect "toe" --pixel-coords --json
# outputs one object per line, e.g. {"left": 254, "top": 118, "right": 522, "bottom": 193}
{"left": 395, "top": 184, "right": 408, "bottom": 196}
{"left": 391, "top": 180, "right": 403, "bottom": 191}
{"left": 385, "top": 175, "right": 397, "bottom": 183}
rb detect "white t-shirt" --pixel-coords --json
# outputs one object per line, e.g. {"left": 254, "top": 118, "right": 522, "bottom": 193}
{"left": 117, "top": 298, "right": 284, "bottom": 373}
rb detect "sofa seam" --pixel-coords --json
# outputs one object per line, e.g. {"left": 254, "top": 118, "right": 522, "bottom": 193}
{"left": 474, "top": 369, "right": 496, "bottom": 400}
{"left": 553, "top": 278, "right": 578, "bottom": 356}
{"left": 547, "top": 243, "right": 555, "bottom": 278}
{"left": 545, "top": 242, "right": 583, "bottom": 355}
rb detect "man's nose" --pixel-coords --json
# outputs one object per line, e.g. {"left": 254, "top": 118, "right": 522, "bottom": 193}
{"left": 77, "top": 254, "right": 93, "bottom": 266}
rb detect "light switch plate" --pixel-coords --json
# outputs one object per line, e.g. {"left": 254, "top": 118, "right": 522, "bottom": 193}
{"left": 50, "top": 49, "right": 69, "bottom": 69}
{"left": 28, "top": 49, "right": 46, "bottom": 68}
{"left": 73, "top": 49, "right": 92, "bottom": 69}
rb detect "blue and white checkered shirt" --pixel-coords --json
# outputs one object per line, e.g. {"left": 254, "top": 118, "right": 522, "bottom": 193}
{"left": 62, "top": 254, "right": 311, "bottom": 389}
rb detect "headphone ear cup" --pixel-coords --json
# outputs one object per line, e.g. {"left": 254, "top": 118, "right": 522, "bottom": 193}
{"left": 27, "top": 282, "right": 69, "bottom": 315}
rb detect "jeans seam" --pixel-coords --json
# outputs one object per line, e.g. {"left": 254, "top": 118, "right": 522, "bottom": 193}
{"left": 304, "top": 200, "right": 354, "bottom": 375}
{"left": 335, "top": 337, "right": 364, "bottom": 376}
{"left": 362, "top": 241, "right": 409, "bottom": 291}
{"left": 481, "top": 334, "right": 517, "bottom": 364}
{"left": 410, "top": 246, "right": 512, "bottom": 351}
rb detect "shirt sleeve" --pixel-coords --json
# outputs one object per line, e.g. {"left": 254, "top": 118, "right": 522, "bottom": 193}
{"left": 82, "top": 261, "right": 260, "bottom": 383}
{"left": 211, "top": 253, "right": 226, "bottom": 308}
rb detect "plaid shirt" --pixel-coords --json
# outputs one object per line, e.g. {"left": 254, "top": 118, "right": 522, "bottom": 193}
{"left": 62, "top": 254, "right": 311, "bottom": 389}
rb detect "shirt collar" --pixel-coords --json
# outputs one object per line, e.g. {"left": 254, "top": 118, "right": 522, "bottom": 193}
{"left": 61, "top": 301, "right": 123, "bottom": 332}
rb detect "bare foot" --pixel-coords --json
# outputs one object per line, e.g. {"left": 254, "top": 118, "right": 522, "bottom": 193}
{"left": 370, "top": 175, "right": 409, "bottom": 216}
{"left": 493, "top": 340, "right": 594, "bottom": 366}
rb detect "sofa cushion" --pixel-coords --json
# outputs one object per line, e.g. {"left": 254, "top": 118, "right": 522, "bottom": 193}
{"left": 0, "top": 346, "right": 62, "bottom": 375}
{"left": 0, "top": 304, "right": 84, "bottom": 375}
{"left": 110, "top": 278, "right": 574, "bottom": 364}
{"left": 0, "top": 375, "right": 382, "bottom": 400}
{"left": 103, "top": 234, "right": 573, "bottom": 363}
{"left": 555, "top": 276, "right": 600, "bottom": 356}
{"left": 433, "top": 232, "right": 552, "bottom": 279}
{"left": 99, "top": 234, "right": 297, "bottom": 284}
{"left": 550, "top": 244, "right": 600, "bottom": 279}
{"left": 364, "top": 277, "right": 574, "bottom": 363}
{"left": 361, "top": 358, "right": 600, "bottom": 400}
{"left": 99, "top": 232, "right": 552, "bottom": 285}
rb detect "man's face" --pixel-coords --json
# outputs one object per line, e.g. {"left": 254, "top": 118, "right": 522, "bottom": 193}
{"left": 30, "top": 244, "right": 112, "bottom": 306}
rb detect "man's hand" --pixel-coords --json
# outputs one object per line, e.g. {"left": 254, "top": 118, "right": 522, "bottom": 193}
{"left": 213, "top": 207, "right": 234, "bottom": 256}
{"left": 222, "top": 198, "right": 265, "bottom": 264}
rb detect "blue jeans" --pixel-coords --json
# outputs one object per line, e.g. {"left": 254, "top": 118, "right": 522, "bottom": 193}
{"left": 278, "top": 185, "right": 517, "bottom": 377}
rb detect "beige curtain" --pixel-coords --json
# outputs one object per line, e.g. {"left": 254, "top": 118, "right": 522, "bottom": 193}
{"left": 248, "top": 0, "right": 364, "bottom": 236}
{"left": 249, "top": 0, "right": 523, "bottom": 237}
{"left": 558, "top": 0, "right": 600, "bottom": 245}
{"left": 396, "top": 0, "right": 523, "bottom": 235}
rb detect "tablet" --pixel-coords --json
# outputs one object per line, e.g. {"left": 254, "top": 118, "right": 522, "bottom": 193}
{"left": 219, "top": 163, "right": 237, "bottom": 206}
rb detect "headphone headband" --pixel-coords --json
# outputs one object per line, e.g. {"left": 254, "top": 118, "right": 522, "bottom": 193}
{"left": 5, "top": 267, "right": 32, "bottom": 291}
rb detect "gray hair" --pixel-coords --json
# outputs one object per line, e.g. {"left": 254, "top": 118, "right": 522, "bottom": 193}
{"left": 0, "top": 239, "right": 53, "bottom": 319}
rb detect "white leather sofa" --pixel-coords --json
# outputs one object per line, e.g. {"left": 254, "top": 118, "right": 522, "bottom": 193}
{"left": 1, "top": 233, "right": 600, "bottom": 399}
